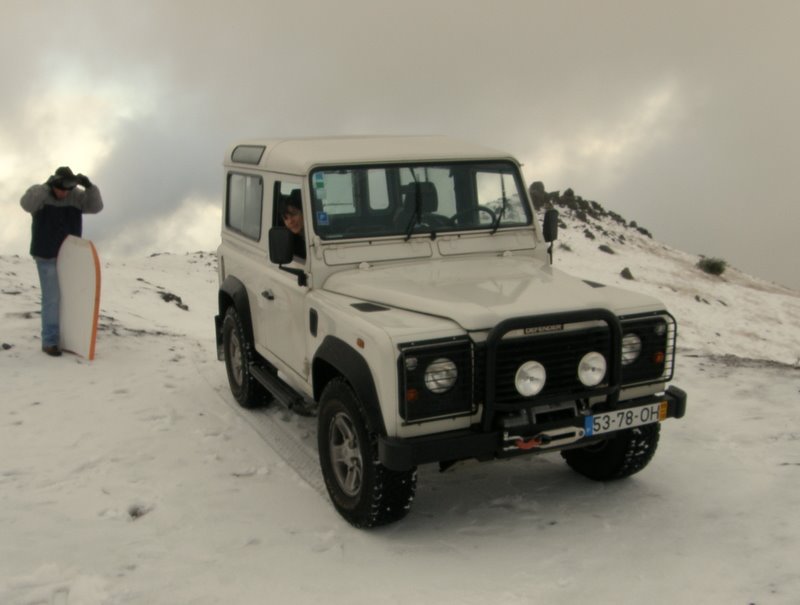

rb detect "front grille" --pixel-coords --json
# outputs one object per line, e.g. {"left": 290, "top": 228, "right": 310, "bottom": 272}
{"left": 480, "top": 310, "right": 622, "bottom": 427}
{"left": 477, "top": 311, "right": 676, "bottom": 428}
{"left": 492, "top": 327, "right": 611, "bottom": 406}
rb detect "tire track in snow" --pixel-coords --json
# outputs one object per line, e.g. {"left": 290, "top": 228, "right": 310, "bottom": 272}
{"left": 188, "top": 339, "right": 327, "bottom": 496}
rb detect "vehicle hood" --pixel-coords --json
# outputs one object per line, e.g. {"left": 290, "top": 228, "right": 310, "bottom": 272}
{"left": 322, "top": 256, "right": 664, "bottom": 331}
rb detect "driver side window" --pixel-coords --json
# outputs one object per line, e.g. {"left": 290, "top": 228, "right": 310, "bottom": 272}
{"left": 274, "top": 180, "right": 306, "bottom": 262}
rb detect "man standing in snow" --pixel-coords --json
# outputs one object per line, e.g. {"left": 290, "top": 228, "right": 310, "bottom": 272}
{"left": 20, "top": 166, "right": 104, "bottom": 356}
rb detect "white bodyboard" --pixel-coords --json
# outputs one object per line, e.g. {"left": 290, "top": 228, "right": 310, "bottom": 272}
{"left": 57, "top": 235, "right": 101, "bottom": 360}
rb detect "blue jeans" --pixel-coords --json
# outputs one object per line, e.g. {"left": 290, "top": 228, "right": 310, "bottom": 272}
{"left": 35, "top": 258, "right": 60, "bottom": 347}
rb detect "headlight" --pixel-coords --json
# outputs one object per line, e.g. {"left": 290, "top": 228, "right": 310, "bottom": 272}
{"left": 578, "top": 351, "right": 606, "bottom": 386}
{"left": 515, "top": 361, "right": 547, "bottom": 397}
{"left": 424, "top": 358, "right": 458, "bottom": 393}
{"left": 620, "top": 313, "right": 676, "bottom": 386}
{"left": 621, "top": 333, "right": 642, "bottom": 366}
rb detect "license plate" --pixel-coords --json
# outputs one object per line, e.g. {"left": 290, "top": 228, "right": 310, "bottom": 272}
{"left": 584, "top": 401, "right": 668, "bottom": 436}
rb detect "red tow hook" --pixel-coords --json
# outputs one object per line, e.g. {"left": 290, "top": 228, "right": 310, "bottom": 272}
{"left": 515, "top": 434, "right": 551, "bottom": 450}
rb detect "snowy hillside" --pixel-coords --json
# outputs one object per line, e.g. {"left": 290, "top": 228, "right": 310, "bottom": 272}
{"left": 543, "top": 192, "right": 800, "bottom": 366}
{"left": 2, "top": 209, "right": 799, "bottom": 605}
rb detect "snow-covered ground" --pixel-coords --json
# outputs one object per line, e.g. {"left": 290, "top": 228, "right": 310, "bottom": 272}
{"left": 2, "top": 210, "right": 799, "bottom": 604}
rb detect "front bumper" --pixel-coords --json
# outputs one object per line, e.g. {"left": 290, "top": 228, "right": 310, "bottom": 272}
{"left": 378, "top": 385, "right": 687, "bottom": 471}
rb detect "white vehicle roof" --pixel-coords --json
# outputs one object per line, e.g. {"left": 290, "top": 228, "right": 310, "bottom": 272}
{"left": 225, "top": 135, "right": 518, "bottom": 175}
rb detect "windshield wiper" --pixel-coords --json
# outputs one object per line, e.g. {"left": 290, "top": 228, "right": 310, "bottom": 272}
{"left": 490, "top": 173, "right": 510, "bottom": 234}
{"left": 490, "top": 195, "right": 507, "bottom": 234}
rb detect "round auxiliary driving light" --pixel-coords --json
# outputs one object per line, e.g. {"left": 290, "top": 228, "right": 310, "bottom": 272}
{"left": 515, "top": 361, "right": 547, "bottom": 397}
{"left": 621, "top": 333, "right": 643, "bottom": 366}
{"left": 424, "top": 358, "right": 458, "bottom": 394}
{"left": 578, "top": 351, "right": 607, "bottom": 387}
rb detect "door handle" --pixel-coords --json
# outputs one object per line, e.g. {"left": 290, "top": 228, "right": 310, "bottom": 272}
{"left": 261, "top": 289, "right": 275, "bottom": 300}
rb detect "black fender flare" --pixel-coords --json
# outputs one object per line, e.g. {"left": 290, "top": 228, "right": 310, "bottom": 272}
{"left": 314, "top": 336, "right": 386, "bottom": 436}
{"left": 218, "top": 275, "right": 255, "bottom": 350}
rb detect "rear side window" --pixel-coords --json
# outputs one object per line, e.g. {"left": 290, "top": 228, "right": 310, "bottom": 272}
{"left": 226, "top": 173, "right": 263, "bottom": 240}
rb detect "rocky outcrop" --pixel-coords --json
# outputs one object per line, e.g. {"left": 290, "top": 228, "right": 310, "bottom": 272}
{"left": 529, "top": 182, "right": 652, "bottom": 238}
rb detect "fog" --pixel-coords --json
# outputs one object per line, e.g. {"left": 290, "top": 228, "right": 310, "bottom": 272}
{"left": 2, "top": 0, "right": 798, "bottom": 288}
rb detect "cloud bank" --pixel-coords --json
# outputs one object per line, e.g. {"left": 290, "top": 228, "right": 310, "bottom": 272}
{"left": 2, "top": 0, "right": 798, "bottom": 288}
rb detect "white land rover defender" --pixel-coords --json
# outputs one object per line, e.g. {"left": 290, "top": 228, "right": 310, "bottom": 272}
{"left": 215, "top": 136, "right": 687, "bottom": 527}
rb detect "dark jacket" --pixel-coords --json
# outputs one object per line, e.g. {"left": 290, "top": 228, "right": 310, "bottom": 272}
{"left": 20, "top": 184, "right": 104, "bottom": 258}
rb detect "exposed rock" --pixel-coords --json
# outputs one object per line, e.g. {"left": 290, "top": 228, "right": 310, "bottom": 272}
{"left": 529, "top": 181, "right": 549, "bottom": 210}
{"left": 159, "top": 292, "right": 189, "bottom": 311}
{"left": 532, "top": 181, "right": 653, "bottom": 237}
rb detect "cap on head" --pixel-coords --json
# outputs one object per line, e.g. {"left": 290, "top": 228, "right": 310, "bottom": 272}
{"left": 50, "top": 166, "right": 78, "bottom": 190}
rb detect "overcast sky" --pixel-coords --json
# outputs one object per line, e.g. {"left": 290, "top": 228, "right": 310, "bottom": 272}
{"left": 2, "top": 0, "right": 798, "bottom": 289}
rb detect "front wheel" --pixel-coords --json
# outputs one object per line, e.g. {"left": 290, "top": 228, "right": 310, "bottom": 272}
{"left": 318, "top": 378, "right": 416, "bottom": 528}
{"left": 562, "top": 423, "right": 661, "bottom": 481}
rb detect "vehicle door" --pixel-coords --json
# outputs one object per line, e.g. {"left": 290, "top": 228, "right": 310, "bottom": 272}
{"left": 257, "top": 179, "right": 309, "bottom": 381}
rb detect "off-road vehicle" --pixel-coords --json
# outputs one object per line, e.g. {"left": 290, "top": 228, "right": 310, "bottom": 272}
{"left": 215, "top": 136, "right": 687, "bottom": 527}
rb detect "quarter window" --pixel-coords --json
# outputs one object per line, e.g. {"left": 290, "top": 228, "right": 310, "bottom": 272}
{"left": 226, "top": 173, "right": 263, "bottom": 240}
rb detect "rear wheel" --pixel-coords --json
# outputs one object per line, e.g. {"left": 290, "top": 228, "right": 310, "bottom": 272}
{"left": 562, "top": 423, "right": 661, "bottom": 481}
{"left": 318, "top": 378, "right": 416, "bottom": 528}
{"left": 222, "top": 307, "right": 270, "bottom": 409}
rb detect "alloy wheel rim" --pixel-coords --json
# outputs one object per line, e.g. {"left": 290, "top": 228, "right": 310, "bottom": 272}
{"left": 229, "top": 332, "right": 243, "bottom": 386}
{"left": 329, "top": 412, "right": 363, "bottom": 497}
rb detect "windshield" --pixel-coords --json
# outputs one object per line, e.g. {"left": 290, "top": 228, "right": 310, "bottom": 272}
{"left": 310, "top": 161, "right": 531, "bottom": 240}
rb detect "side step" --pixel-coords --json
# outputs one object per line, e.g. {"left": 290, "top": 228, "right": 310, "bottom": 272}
{"left": 249, "top": 363, "right": 317, "bottom": 417}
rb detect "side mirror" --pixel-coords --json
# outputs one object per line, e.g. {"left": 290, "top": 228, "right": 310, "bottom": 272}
{"left": 543, "top": 209, "right": 559, "bottom": 243}
{"left": 269, "top": 227, "right": 294, "bottom": 265}
{"left": 268, "top": 227, "right": 308, "bottom": 287}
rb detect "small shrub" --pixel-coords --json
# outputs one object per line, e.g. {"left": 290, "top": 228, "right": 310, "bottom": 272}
{"left": 697, "top": 257, "right": 727, "bottom": 276}
{"left": 620, "top": 267, "right": 634, "bottom": 280}
{"left": 598, "top": 244, "right": 614, "bottom": 254}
